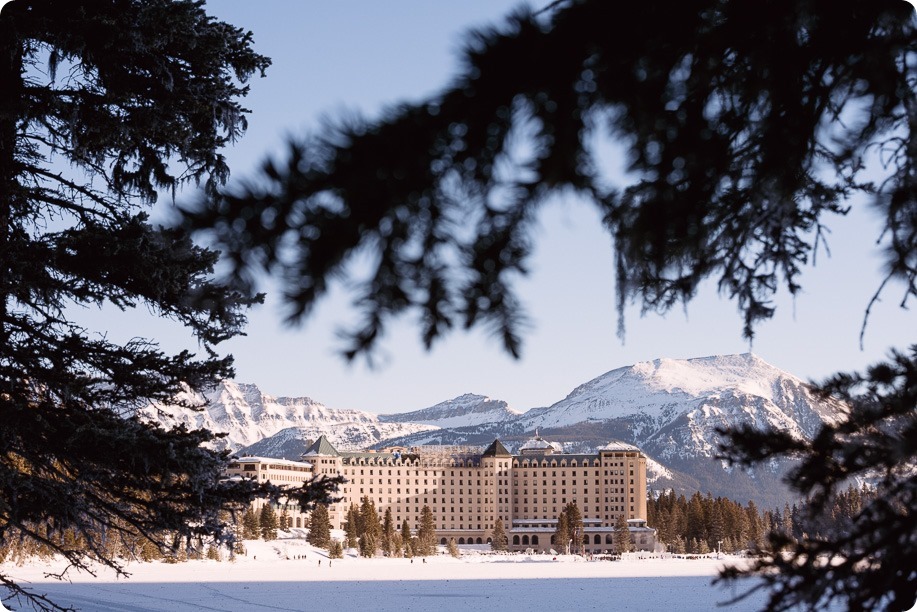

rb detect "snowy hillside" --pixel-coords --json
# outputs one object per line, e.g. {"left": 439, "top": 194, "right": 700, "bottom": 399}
{"left": 520, "top": 353, "right": 838, "bottom": 438}
{"left": 372, "top": 354, "right": 844, "bottom": 506}
{"left": 143, "top": 354, "right": 842, "bottom": 506}
{"left": 240, "top": 420, "right": 440, "bottom": 458}
{"left": 142, "top": 380, "right": 436, "bottom": 452}
{"left": 379, "top": 393, "right": 521, "bottom": 428}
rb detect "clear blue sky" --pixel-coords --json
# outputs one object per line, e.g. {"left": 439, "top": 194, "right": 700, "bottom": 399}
{"left": 84, "top": 1, "right": 915, "bottom": 414}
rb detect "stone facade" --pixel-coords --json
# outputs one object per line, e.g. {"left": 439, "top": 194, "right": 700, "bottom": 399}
{"left": 300, "top": 435, "right": 655, "bottom": 554}
{"left": 224, "top": 456, "right": 314, "bottom": 527}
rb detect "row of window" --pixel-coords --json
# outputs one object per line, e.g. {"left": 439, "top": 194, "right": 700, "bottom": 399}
{"left": 318, "top": 455, "right": 640, "bottom": 468}
{"left": 513, "top": 506, "right": 635, "bottom": 515}
{"left": 510, "top": 534, "right": 633, "bottom": 546}
{"left": 342, "top": 471, "right": 495, "bottom": 487}
{"left": 512, "top": 477, "right": 631, "bottom": 486}
{"left": 442, "top": 537, "right": 491, "bottom": 545}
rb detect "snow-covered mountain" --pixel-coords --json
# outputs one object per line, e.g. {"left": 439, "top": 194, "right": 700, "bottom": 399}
{"left": 371, "top": 354, "right": 844, "bottom": 506}
{"left": 518, "top": 352, "right": 839, "bottom": 452}
{"left": 141, "top": 380, "right": 436, "bottom": 452}
{"left": 378, "top": 393, "right": 521, "bottom": 428}
{"left": 144, "top": 354, "right": 843, "bottom": 506}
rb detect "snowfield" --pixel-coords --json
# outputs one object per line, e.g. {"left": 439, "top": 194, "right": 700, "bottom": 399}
{"left": 1, "top": 532, "right": 841, "bottom": 612}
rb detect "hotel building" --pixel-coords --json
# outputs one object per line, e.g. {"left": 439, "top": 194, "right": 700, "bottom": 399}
{"left": 224, "top": 456, "right": 315, "bottom": 527}
{"left": 302, "top": 434, "right": 655, "bottom": 553}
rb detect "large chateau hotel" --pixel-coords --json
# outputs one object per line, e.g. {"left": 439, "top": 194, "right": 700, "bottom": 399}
{"left": 226, "top": 435, "right": 656, "bottom": 553}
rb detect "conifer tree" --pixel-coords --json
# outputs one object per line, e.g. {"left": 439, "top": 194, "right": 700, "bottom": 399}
{"left": 731, "top": 506, "right": 749, "bottom": 550}
{"left": 686, "top": 493, "right": 708, "bottom": 545}
{"left": 448, "top": 538, "right": 460, "bottom": 558}
{"left": 259, "top": 505, "right": 278, "bottom": 541}
{"left": 358, "top": 533, "right": 376, "bottom": 558}
{"left": 416, "top": 506, "right": 436, "bottom": 556}
{"left": 399, "top": 519, "right": 413, "bottom": 558}
{"left": 139, "top": 538, "right": 163, "bottom": 562}
{"left": 491, "top": 518, "right": 508, "bottom": 552}
{"left": 554, "top": 509, "right": 570, "bottom": 554}
{"left": 391, "top": 533, "right": 404, "bottom": 558}
{"left": 221, "top": 509, "right": 246, "bottom": 556}
{"left": 0, "top": 1, "right": 343, "bottom": 606}
{"left": 328, "top": 540, "right": 344, "bottom": 560}
{"left": 781, "top": 503, "right": 795, "bottom": 543}
{"left": 614, "top": 514, "right": 633, "bottom": 554}
{"left": 343, "top": 504, "right": 360, "bottom": 549}
{"left": 242, "top": 507, "right": 261, "bottom": 541}
{"left": 359, "top": 497, "right": 382, "bottom": 553}
{"left": 673, "top": 536, "right": 686, "bottom": 555}
{"left": 381, "top": 508, "right": 396, "bottom": 557}
{"left": 709, "top": 505, "right": 726, "bottom": 551}
{"left": 564, "top": 503, "right": 583, "bottom": 555}
{"left": 307, "top": 504, "right": 332, "bottom": 550}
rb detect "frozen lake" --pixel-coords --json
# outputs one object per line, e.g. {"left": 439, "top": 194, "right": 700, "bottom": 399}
{"left": 0, "top": 536, "right": 801, "bottom": 611}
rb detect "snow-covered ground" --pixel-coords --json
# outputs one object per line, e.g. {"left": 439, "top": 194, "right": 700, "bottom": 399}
{"left": 0, "top": 532, "right": 824, "bottom": 612}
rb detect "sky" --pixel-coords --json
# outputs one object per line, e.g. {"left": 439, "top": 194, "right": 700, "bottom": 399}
{"left": 78, "top": 1, "right": 914, "bottom": 415}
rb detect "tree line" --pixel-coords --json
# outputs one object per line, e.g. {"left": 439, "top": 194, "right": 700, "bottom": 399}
{"left": 2, "top": 484, "right": 877, "bottom": 566}
{"left": 340, "top": 497, "right": 438, "bottom": 558}
{"left": 648, "top": 485, "right": 877, "bottom": 555}
{"left": 0, "top": 508, "right": 251, "bottom": 566}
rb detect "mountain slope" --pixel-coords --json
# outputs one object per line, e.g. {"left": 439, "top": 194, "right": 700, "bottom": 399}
{"left": 519, "top": 353, "right": 837, "bottom": 436}
{"left": 372, "top": 354, "right": 844, "bottom": 506}
{"left": 142, "top": 380, "right": 436, "bottom": 452}
{"left": 144, "top": 354, "right": 843, "bottom": 507}
{"left": 378, "top": 393, "right": 521, "bottom": 428}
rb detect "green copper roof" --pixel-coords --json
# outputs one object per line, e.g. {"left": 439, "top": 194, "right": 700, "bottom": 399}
{"left": 301, "top": 435, "right": 340, "bottom": 457}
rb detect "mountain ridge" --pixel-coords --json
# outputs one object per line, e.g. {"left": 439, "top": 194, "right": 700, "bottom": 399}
{"left": 378, "top": 393, "right": 522, "bottom": 428}
{"left": 143, "top": 353, "right": 843, "bottom": 507}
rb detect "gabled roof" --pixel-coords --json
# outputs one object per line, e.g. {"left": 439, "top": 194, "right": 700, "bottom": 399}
{"left": 519, "top": 436, "right": 563, "bottom": 453}
{"left": 481, "top": 439, "right": 512, "bottom": 457}
{"left": 301, "top": 435, "right": 340, "bottom": 457}
{"left": 598, "top": 440, "right": 641, "bottom": 452}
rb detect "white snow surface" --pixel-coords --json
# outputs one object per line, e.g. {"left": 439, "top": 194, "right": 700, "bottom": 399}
{"left": 141, "top": 380, "right": 436, "bottom": 452}
{"left": 645, "top": 456, "right": 675, "bottom": 484}
{"left": 1, "top": 533, "right": 834, "bottom": 612}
